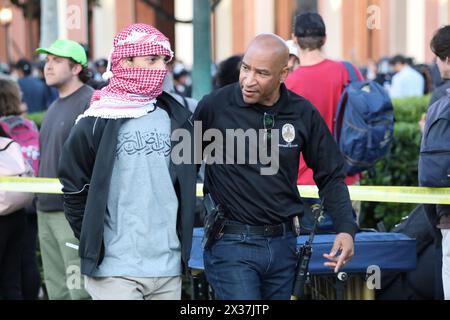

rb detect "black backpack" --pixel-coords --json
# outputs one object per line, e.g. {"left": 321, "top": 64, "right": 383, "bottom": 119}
{"left": 376, "top": 205, "right": 439, "bottom": 300}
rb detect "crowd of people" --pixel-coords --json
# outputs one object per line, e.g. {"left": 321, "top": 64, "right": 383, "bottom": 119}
{"left": 0, "top": 12, "right": 449, "bottom": 301}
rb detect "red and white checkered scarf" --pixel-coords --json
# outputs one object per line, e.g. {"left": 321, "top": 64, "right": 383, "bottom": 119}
{"left": 77, "top": 24, "right": 173, "bottom": 122}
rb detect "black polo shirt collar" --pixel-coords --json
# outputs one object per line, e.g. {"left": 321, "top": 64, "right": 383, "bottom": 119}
{"left": 234, "top": 82, "right": 289, "bottom": 112}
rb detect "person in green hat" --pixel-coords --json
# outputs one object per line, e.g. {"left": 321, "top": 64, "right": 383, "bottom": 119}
{"left": 35, "top": 39, "right": 93, "bottom": 300}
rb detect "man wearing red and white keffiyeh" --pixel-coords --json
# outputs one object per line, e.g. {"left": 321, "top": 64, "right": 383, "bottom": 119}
{"left": 59, "top": 24, "right": 197, "bottom": 301}
{"left": 77, "top": 23, "right": 174, "bottom": 122}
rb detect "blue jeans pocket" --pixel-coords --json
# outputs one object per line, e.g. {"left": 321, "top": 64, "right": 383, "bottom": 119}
{"left": 276, "top": 232, "right": 298, "bottom": 257}
{"left": 215, "top": 233, "right": 246, "bottom": 244}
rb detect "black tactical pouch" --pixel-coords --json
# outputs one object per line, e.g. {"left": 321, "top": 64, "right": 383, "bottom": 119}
{"left": 202, "top": 193, "right": 226, "bottom": 250}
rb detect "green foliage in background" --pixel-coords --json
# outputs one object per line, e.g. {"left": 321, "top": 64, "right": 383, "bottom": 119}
{"left": 360, "top": 95, "right": 430, "bottom": 230}
{"left": 26, "top": 111, "right": 45, "bottom": 129}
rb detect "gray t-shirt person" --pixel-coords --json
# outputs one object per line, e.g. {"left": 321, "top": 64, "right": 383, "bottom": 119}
{"left": 37, "top": 85, "right": 93, "bottom": 212}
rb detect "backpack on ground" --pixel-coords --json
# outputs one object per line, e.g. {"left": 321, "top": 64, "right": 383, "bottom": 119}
{"left": 0, "top": 116, "right": 39, "bottom": 176}
{"left": 377, "top": 205, "right": 437, "bottom": 300}
{"left": 334, "top": 62, "right": 394, "bottom": 176}
{"left": 0, "top": 137, "right": 34, "bottom": 216}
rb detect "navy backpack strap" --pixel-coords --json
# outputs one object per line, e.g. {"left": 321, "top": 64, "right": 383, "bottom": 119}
{"left": 342, "top": 61, "right": 359, "bottom": 83}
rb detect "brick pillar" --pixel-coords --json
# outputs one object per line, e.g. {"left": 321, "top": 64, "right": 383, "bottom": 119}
{"left": 364, "top": 0, "right": 386, "bottom": 62}
{"left": 275, "top": 0, "right": 295, "bottom": 40}
{"left": 342, "top": 0, "right": 369, "bottom": 65}
{"left": 66, "top": 0, "right": 89, "bottom": 44}
{"left": 116, "top": 0, "right": 135, "bottom": 33}
{"left": 135, "top": 0, "right": 156, "bottom": 26}
{"left": 425, "top": 0, "right": 440, "bottom": 63}
{"left": 232, "top": 0, "right": 255, "bottom": 54}
{"left": 156, "top": 0, "right": 175, "bottom": 47}
{"left": 0, "top": 24, "right": 6, "bottom": 63}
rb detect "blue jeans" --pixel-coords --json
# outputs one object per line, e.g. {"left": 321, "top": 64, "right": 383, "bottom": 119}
{"left": 203, "top": 223, "right": 298, "bottom": 300}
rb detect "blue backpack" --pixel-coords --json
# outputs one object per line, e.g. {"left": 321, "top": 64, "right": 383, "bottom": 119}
{"left": 334, "top": 62, "right": 394, "bottom": 175}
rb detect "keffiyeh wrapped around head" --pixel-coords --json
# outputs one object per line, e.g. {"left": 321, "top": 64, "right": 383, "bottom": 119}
{"left": 77, "top": 24, "right": 174, "bottom": 122}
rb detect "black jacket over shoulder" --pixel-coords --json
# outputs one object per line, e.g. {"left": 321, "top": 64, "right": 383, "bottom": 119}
{"left": 58, "top": 92, "right": 197, "bottom": 276}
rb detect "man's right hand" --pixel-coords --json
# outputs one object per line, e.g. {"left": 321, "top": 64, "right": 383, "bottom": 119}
{"left": 323, "top": 232, "right": 354, "bottom": 273}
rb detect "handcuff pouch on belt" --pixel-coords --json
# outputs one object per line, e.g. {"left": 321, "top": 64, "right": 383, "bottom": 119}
{"left": 202, "top": 193, "right": 226, "bottom": 250}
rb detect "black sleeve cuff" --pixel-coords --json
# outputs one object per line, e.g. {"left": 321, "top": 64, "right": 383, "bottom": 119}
{"left": 334, "top": 221, "right": 358, "bottom": 239}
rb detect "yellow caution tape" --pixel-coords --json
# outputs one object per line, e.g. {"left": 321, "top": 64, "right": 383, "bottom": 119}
{"left": 0, "top": 177, "right": 63, "bottom": 194}
{"left": 2, "top": 176, "right": 450, "bottom": 204}
{"left": 298, "top": 185, "right": 450, "bottom": 205}
{"left": 199, "top": 184, "right": 450, "bottom": 204}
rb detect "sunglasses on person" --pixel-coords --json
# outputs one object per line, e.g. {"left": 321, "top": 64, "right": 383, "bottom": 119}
{"left": 263, "top": 112, "right": 275, "bottom": 146}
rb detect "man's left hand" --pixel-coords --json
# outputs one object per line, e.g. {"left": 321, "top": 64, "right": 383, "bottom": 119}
{"left": 323, "top": 233, "right": 354, "bottom": 273}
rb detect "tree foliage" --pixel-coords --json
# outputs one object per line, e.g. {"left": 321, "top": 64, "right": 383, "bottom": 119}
{"left": 360, "top": 95, "right": 430, "bottom": 230}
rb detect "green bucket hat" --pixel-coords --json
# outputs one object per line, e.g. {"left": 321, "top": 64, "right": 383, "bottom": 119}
{"left": 36, "top": 39, "right": 88, "bottom": 67}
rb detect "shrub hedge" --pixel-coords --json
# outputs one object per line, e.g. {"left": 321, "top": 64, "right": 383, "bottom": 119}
{"left": 26, "top": 111, "right": 46, "bottom": 129}
{"left": 360, "top": 95, "right": 430, "bottom": 230}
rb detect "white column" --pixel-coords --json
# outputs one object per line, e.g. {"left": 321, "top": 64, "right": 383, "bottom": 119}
{"left": 175, "top": 0, "right": 194, "bottom": 68}
{"left": 92, "top": 0, "right": 116, "bottom": 59}
{"left": 389, "top": 0, "right": 406, "bottom": 56}
{"left": 320, "top": 0, "right": 343, "bottom": 60}
{"left": 57, "top": 0, "right": 68, "bottom": 39}
{"left": 439, "top": 0, "right": 448, "bottom": 26}
{"left": 40, "top": 0, "right": 59, "bottom": 47}
{"left": 406, "top": 0, "right": 425, "bottom": 63}
{"left": 214, "top": 0, "right": 232, "bottom": 63}
{"left": 254, "top": 0, "right": 274, "bottom": 35}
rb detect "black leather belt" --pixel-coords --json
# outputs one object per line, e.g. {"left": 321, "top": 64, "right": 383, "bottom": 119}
{"left": 222, "top": 221, "right": 292, "bottom": 237}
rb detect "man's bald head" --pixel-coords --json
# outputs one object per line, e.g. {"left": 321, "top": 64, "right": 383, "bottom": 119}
{"left": 239, "top": 33, "right": 290, "bottom": 106}
{"left": 245, "top": 34, "right": 290, "bottom": 70}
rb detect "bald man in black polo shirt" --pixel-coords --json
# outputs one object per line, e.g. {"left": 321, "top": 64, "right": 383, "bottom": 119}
{"left": 194, "top": 34, "right": 357, "bottom": 300}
